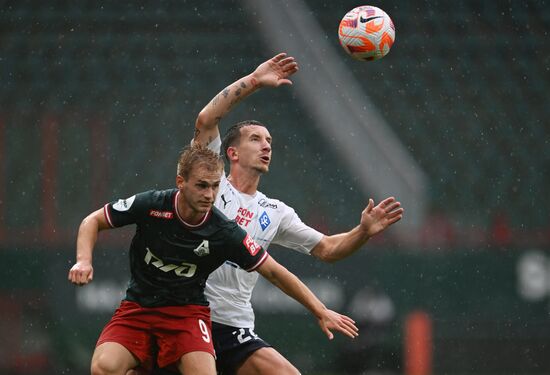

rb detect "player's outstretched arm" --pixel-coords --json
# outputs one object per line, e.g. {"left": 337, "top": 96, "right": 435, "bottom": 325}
{"left": 311, "top": 197, "right": 404, "bottom": 263}
{"left": 67, "top": 208, "right": 111, "bottom": 286}
{"left": 194, "top": 52, "right": 298, "bottom": 146}
{"left": 256, "top": 256, "right": 358, "bottom": 340}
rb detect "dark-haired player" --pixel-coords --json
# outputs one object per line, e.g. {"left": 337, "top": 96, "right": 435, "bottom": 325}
{"left": 191, "top": 53, "right": 404, "bottom": 375}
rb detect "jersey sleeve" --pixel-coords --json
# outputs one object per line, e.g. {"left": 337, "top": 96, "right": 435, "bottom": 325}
{"left": 207, "top": 135, "right": 222, "bottom": 154}
{"left": 192, "top": 136, "right": 227, "bottom": 182}
{"left": 103, "top": 191, "right": 149, "bottom": 228}
{"left": 191, "top": 135, "right": 222, "bottom": 155}
{"left": 272, "top": 203, "right": 324, "bottom": 254}
{"left": 225, "top": 223, "right": 269, "bottom": 272}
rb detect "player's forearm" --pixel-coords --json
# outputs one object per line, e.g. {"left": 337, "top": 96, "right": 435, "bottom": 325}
{"left": 260, "top": 260, "right": 328, "bottom": 318}
{"left": 196, "top": 74, "right": 260, "bottom": 131}
{"left": 69, "top": 209, "right": 111, "bottom": 285}
{"left": 75, "top": 208, "right": 110, "bottom": 262}
{"left": 75, "top": 215, "right": 101, "bottom": 263}
{"left": 311, "top": 226, "right": 370, "bottom": 263}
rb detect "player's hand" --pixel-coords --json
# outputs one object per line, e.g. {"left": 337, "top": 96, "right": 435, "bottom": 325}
{"left": 68, "top": 261, "right": 94, "bottom": 286}
{"left": 252, "top": 52, "right": 299, "bottom": 88}
{"left": 360, "top": 197, "right": 404, "bottom": 237}
{"left": 317, "top": 309, "right": 359, "bottom": 340}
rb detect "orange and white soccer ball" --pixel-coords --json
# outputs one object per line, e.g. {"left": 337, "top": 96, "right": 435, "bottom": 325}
{"left": 338, "top": 5, "right": 395, "bottom": 61}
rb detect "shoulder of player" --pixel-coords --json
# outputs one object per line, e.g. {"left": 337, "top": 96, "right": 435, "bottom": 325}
{"left": 106, "top": 189, "right": 176, "bottom": 225}
{"left": 255, "top": 191, "right": 292, "bottom": 213}
{"left": 115, "top": 189, "right": 177, "bottom": 218}
{"left": 136, "top": 188, "right": 177, "bottom": 206}
{"left": 208, "top": 206, "right": 247, "bottom": 237}
{"left": 208, "top": 205, "right": 236, "bottom": 226}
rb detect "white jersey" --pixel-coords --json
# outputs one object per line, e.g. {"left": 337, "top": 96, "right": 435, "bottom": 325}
{"left": 203, "top": 136, "right": 324, "bottom": 329}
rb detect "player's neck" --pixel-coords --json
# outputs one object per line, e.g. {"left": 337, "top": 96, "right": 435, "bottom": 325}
{"left": 179, "top": 210, "right": 206, "bottom": 226}
{"left": 176, "top": 195, "right": 209, "bottom": 226}
{"left": 228, "top": 169, "right": 260, "bottom": 196}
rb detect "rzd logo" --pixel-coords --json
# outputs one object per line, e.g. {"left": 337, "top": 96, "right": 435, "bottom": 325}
{"left": 144, "top": 247, "right": 197, "bottom": 277}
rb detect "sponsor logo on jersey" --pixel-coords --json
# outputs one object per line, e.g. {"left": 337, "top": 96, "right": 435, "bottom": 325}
{"left": 144, "top": 247, "right": 197, "bottom": 277}
{"left": 193, "top": 240, "right": 210, "bottom": 257}
{"left": 149, "top": 210, "right": 174, "bottom": 219}
{"left": 258, "top": 198, "right": 277, "bottom": 209}
{"left": 221, "top": 194, "right": 232, "bottom": 209}
{"left": 235, "top": 207, "right": 254, "bottom": 227}
{"left": 259, "top": 211, "right": 271, "bottom": 231}
{"left": 112, "top": 195, "right": 136, "bottom": 211}
{"left": 243, "top": 234, "right": 261, "bottom": 256}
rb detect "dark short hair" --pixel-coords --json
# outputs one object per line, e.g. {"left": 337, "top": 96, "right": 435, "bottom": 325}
{"left": 177, "top": 143, "right": 224, "bottom": 180}
{"left": 221, "top": 120, "right": 266, "bottom": 162}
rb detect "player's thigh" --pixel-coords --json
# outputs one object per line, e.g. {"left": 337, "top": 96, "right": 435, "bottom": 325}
{"left": 237, "top": 347, "right": 300, "bottom": 375}
{"left": 92, "top": 342, "right": 140, "bottom": 375}
{"left": 176, "top": 351, "right": 216, "bottom": 375}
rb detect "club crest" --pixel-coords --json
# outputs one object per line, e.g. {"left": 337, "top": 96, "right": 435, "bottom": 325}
{"left": 193, "top": 240, "right": 210, "bottom": 257}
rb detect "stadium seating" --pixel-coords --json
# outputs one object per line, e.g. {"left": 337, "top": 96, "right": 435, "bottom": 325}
{"left": 305, "top": 0, "right": 549, "bottom": 234}
{"left": 1, "top": 0, "right": 548, "bottom": 246}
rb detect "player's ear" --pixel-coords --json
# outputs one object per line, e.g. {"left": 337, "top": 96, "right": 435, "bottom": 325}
{"left": 227, "top": 146, "right": 238, "bottom": 161}
{"left": 176, "top": 175, "right": 185, "bottom": 189}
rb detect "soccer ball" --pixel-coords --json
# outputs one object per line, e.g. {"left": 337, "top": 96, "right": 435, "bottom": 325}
{"left": 338, "top": 5, "right": 395, "bottom": 61}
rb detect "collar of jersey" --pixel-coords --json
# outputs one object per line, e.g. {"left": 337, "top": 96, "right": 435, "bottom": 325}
{"left": 226, "top": 174, "right": 257, "bottom": 200}
{"left": 173, "top": 190, "right": 212, "bottom": 229}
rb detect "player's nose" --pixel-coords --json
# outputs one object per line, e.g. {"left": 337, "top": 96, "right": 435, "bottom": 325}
{"left": 205, "top": 187, "right": 217, "bottom": 201}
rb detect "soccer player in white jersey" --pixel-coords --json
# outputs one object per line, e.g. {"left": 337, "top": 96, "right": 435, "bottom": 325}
{"left": 188, "top": 53, "right": 404, "bottom": 375}
{"left": 139, "top": 54, "right": 401, "bottom": 375}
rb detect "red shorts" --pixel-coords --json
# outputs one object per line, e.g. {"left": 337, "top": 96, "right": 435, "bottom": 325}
{"left": 96, "top": 300, "right": 214, "bottom": 370}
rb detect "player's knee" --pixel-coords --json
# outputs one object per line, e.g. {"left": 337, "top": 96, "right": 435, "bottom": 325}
{"left": 91, "top": 355, "right": 122, "bottom": 375}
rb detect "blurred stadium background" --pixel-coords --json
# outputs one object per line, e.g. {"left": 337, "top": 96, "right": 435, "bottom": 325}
{"left": 1, "top": 0, "right": 549, "bottom": 374}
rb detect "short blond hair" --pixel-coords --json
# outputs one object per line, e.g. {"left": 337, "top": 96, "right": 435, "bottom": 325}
{"left": 177, "top": 144, "right": 224, "bottom": 180}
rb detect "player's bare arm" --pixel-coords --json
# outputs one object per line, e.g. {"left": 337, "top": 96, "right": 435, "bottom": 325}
{"left": 255, "top": 256, "right": 359, "bottom": 340}
{"left": 68, "top": 208, "right": 112, "bottom": 286}
{"left": 311, "top": 197, "right": 404, "bottom": 263}
{"left": 194, "top": 52, "right": 298, "bottom": 146}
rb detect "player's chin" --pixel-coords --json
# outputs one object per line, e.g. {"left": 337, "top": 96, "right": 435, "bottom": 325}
{"left": 255, "top": 164, "right": 269, "bottom": 173}
{"left": 197, "top": 202, "right": 213, "bottom": 211}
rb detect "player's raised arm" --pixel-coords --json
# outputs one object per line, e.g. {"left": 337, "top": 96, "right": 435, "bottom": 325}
{"left": 67, "top": 208, "right": 112, "bottom": 286}
{"left": 255, "top": 256, "right": 358, "bottom": 340}
{"left": 194, "top": 52, "right": 298, "bottom": 146}
{"left": 311, "top": 197, "right": 404, "bottom": 263}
